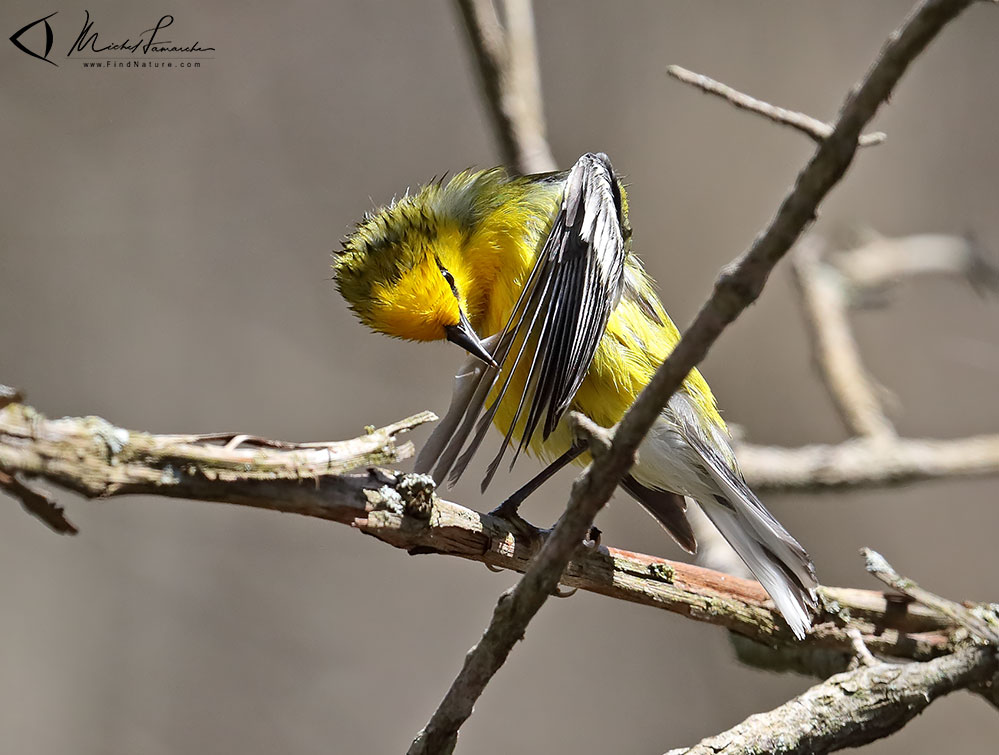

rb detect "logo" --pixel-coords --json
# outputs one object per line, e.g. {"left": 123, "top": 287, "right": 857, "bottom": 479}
{"left": 9, "top": 12, "right": 59, "bottom": 66}
{"left": 9, "top": 10, "right": 215, "bottom": 69}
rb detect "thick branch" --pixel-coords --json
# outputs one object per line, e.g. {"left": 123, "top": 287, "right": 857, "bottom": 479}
{"left": 11, "top": 396, "right": 991, "bottom": 751}
{"left": 667, "top": 65, "right": 887, "bottom": 147}
{"left": 0, "top": 399, "right": 433, "bottom": 524}
{"left": 412, "top": 0, "right": 976, "bottom": 749}
{"left": 667, "top": 646, "right": 998, "bottom": 755}
{"left": 0, "top": 399, "right": 960, "bottom": 659}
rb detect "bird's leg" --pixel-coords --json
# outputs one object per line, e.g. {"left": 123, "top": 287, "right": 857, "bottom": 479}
{"left": 488, "top": 441, "right": 587, "bottom": 522}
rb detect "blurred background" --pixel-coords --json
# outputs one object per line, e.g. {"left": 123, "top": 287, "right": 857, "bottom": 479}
{"left": 2, "top": 1, "right": 997, "bottom": 753}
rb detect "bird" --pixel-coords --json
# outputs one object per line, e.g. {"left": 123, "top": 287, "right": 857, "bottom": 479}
{"left": 333, "top": 152, "right": 818, "bottom": 638}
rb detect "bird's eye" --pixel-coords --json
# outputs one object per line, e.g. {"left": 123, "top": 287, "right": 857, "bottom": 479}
{"left": 440, "top": 267, "right": 458, "bottom": 296}
{"left": 434, "top": 257, "right": 460, "bottom": 296}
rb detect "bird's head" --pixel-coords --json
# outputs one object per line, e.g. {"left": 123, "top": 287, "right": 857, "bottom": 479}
{"left": 334, "top": 181, "right": 498, "bottom": 366}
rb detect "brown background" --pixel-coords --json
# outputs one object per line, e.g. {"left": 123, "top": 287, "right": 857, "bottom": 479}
{"left": 2, "top": 1, "right": 998, "bottom": 753}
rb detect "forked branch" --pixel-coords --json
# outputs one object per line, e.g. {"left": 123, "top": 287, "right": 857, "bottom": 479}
{"left": 667, "top": 65, "right": 887, "bottom": 147}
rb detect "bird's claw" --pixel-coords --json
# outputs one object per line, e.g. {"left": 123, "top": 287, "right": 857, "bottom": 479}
{"left": 488, "top": 504, "right": 545, "bottom": 545}
{"left": 582, "top": 525, "right": 602, "bottom": 550}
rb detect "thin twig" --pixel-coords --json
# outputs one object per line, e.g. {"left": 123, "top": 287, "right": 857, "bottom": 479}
{"left": 0, "top": 469, "right": 77, "bottom": 535}
{"left": 846, "top": 627, "right": 880, "bottom": 667}
{"left": 667, "top": 65, "right": 887, "bottom": 147}
{"left": 790, "top": 229, "right": 997, "bottom": 442}
{"left": 792, "top": 236, "right": 896, "bottom": 440}
{"left": 827, "top": 230, "right": 999, "bottom": 299}
{"left": 666, "top": 646, "right": 998, "bottom": 755}
{"left": 413, "top": 1, "right": 975, "bottom": 748}
{"left": 453, "top": 0, "right": 556, "bottom": 174}
{"left": 863, "top": 548, "right": 999, "bottom": 645}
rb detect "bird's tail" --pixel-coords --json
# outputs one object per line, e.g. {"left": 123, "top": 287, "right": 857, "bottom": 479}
{"left": 690, "top": 440, "right": 818, "bottom": 638}
{"left": 619, "top": 475, "right": 697, "bottom": 554}
{"left": 698, "top": 493, "right": 817, "bottom": 638}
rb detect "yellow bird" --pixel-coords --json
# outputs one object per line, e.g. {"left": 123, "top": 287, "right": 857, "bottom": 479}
{"left": 334, "top": 153, "right": 817, "bottom": 637}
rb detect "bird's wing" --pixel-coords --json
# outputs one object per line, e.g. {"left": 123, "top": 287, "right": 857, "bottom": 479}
{"left": 414, "top": 152, "right": 628, "bottom": 491}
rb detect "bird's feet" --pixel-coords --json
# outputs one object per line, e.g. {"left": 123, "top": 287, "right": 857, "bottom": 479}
{"left": 488, "top": 499, "right": 546, "bottom": 546}
{"left": 488, "top": 498, "right": 603, "bottom": 553}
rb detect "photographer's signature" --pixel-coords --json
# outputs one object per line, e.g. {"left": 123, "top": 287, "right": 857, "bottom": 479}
{"left": 10, "top": 9, "right": 215, "bottom": 67}
{"left": 68, "top": 11, "right": 214, "bottom": 57}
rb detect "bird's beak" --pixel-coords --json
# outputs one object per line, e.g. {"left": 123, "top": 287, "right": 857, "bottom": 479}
{"left": 445, "top": 311, "right": 498, "bottom": 368}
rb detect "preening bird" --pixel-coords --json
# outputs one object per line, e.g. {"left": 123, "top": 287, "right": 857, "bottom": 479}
{"left": 333, "top": 153, "right": 818, "bottom": 638}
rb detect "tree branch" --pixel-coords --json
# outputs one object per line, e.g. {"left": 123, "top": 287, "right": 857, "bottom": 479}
{"left": 0, "top": 469, "right": 77, "bottom": 535}
{"left": 6, "top": 1, "right": 984, "bottom": 753}
{"left": 0, "top": 398, "right": 434, "bottom": 524}
{"left": 666, "top": 646, "right": 998, "bottom": 755}
{"left": 667, "top": 65, "right": 887, "bottom": 148}
{"left": 737, "top": 433, "right": 999, "bottom": 491}
{"left": 827, "top": 230, "right": 999, "bottom": 298}
{"left": 453, "top": 0, "right": 556, "bottom": 174}
{"left": 0, "top": 397, "right": 962, "bottom": 659}
{"left": 410, "top": 0, "right": 977, "bottom": 750}
{"left": 608, "top": 0, "right": 976, "bottom": 496}
{"left": 695, "top": 228, "right": 997, "bottom": 606}
{"left": 864, "top": 548, "right": 999, "bottom": 645}
{"left": 792, "top": 236, "right": 897, "bottom": 440}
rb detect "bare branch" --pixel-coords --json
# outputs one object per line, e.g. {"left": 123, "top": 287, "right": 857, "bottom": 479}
{"left": 12, "top": 395, "right": 985, "bottom": 751}
{"left": 791, "top": 236, "right": 896, "bottom": 440}
{"left": 828, "top": 230, "right": 999, "bottom": 298}
{"left": 407, "top": 411, "right": 631, "bottom": 754}
{"left": 502, "top": 0, "right": 554, "bottom": 171}
{"left": 667, "top": 65, "right": 887, "bottom": 147}
{"left": 666, "top": 646, "right": 998, "bottom": 755}
{"left": 846, "top": 627, "right": 880, "bottom": 667}
{"left": 412, "top": 0, "right": 976, "bottom": 748}
{"left": 0, "top": 400, "right": 433, "bottom": 525}
{"left": 608, "top": 0, "right": 975, "bottom": 485}
{"left": 863, "top": 548, "right": 999, "bottom": 645}
{"left": 790, "top": 228, "right": 998, "bottom": 445}
{"left": 0, "top": 399, "right": 960, "bottom": 658}
{"left": 7, "top": 395, "right": 997, "bottom": 745}
{"left": 0, "top": 469, "right": 77, "bottom": 535}
{"left": 453, "top": 0, "right": 556, "bottom": 174}
{"left": 737, "top": 433, "right": 999, "bottom": 491}
{"left": 747, "top": 228, "right": 999, "bottom": 489}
